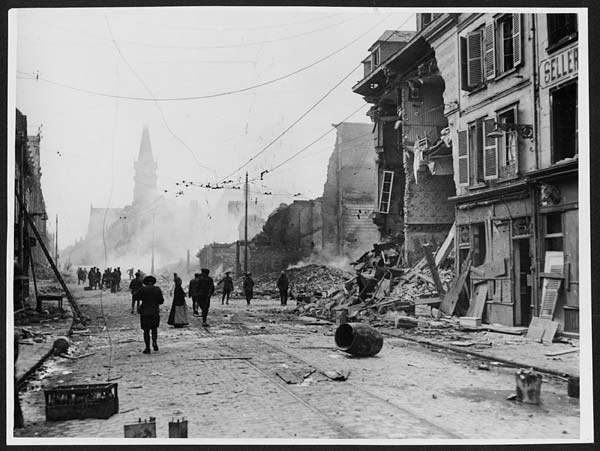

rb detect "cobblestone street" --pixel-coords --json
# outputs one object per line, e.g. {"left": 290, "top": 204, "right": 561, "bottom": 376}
{"left": 14, "top": 284, "right": 580, "bottom": 441}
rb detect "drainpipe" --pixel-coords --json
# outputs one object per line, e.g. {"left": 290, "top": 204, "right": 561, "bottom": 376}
{"left": 530, "top": 13, "right": 540, "bottom": 318}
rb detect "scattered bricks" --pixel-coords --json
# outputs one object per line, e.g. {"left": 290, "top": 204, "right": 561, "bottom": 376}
{"left": 394, "top": 316, "right": 419, "bottom": 329}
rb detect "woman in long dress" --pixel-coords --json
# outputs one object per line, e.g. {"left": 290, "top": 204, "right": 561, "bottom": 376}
{"left": 167, "top": 277, "right": 189, "bottom": 328}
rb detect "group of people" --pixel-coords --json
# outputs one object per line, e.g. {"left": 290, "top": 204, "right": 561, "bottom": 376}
{"left": 76, "top": 266, "right": 132, "bottom": 293}
{"left": 129, "top": 269, "right": 291, "bottom": 354}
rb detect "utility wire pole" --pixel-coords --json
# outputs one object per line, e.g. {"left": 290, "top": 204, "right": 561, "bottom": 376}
{"left": 244, "top": 171, "right": 249, "bottom": 275}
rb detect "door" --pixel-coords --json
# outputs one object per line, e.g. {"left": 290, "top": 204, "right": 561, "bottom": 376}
{"left": 513, "top": 238, "right": 532, "bottom": 326}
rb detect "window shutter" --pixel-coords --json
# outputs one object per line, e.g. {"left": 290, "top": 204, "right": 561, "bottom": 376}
{"left": 467, "top": 30, "right": 483, "bottom": 88}
{"left": 457, "top": 130, "right": 469, "bottom": 186}
{"left": 460, "top": 37, "right": 469, "bottom": 91}
{"left": 483, "top": 119, "right": 499, "bottom": 180}
{"left": 512, "top": 14, "right": 522, "bottom": 67}
{"left": 484, "top": 22, "right": 496, "bottom": 80}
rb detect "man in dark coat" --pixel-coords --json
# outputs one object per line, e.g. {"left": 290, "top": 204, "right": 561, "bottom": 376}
{"left": 129, "top": 272, "right": 144, "bottom": 314}
{"left": 243, "top": 272, "right": 254, "bottom": 306}
{"left": 217, "top": 271, "right": 234, "bottom": 305}
{"left": 116, "top": 267, "right": 122, "bottom": 291}
{"left": 197, "top": 268, "right": 215, "bottom": 326}
{"left": 88, "top": 267, "right": 95, "bottom": 289}
{"left": 188, "top": 273, "right": 201, "bottom": 315}
{"left": 133, "top": 275, "right": 165, "bottom": 354}
{"left": 277, "top": 270, "right": 289, "bottom": 306}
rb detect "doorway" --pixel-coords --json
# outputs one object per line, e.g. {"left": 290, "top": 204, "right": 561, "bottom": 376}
{"left": 513, "top": 238, "right": 532, "bottom": 326}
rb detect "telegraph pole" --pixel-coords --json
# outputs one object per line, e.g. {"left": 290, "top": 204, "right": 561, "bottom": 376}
{"left": 151, "top": 211, "right": 155, "bottom": 274}
{"left": 244, "top": 171, "right": 249, "bottom": 275}
{"left": 55, "top": 214, "right": 59, "bottom": 269}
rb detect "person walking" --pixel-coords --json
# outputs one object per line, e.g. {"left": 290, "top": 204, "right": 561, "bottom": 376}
{"left": 217, "top": 271, "right": 234, "bottom": 305}
{"left": 188, "top": 273, "right": 201, "bottom": 316}
{"left": 133, "top": 275, "right": 164, "bottom": 354}
{"left": 197, "top": 268, "right": 215, "bottom": 326}
{"left": 129, "top": 271, "right": 143, "bottom": 314}
{"left": 116, "top": 267, "right": 122, "bottom": 292}
{"left": 128, "top": 268, "right": 134, "bottom": 280}
{"left": 88, "top": 268, "right": 95, "bottom": 290}
{"left": 277, "top": 270, "right": 289, "bottom": 306}
{"left": 167, "top": 275, "right": 189, "bottom": 328}
{"left": 110, "top": 268, "right": 118, "bottom": 293}
{"left": 95, "top": 267, "right": 102, "bottom": 290}
{"left": 243, "top": 272, "right": 254, "bottom": 306}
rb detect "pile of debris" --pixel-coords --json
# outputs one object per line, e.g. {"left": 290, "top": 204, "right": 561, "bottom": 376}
{"left": 250, "top": 264, "right": 353, "bottom": 299}
{"left": 294, "top": 225, "right": 457, "bottom": 324}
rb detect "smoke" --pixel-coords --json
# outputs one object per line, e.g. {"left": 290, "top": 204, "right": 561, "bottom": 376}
{"left": 286, "top": 251, "right": 352, "bottom": 271}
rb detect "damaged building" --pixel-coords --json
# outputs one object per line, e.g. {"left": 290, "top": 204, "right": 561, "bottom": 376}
{"left": 351, "top": 13, "right": 580, "bottom": 334}
{"left": 352, "top": 19, "right": 456, "bottom": 267}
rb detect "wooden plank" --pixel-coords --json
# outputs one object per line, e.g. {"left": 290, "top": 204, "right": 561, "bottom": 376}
{"left": 434, "top": 222, "right": 456, "bottom": 267}
{"left": 541, "top": 320, "right": 559, "bottom": 344}
{"left": 468, "top": 283, "right": 488, "bottom": 319}
{"left": 275, "top": 369, "right": 303, "bottom": 384}
{"left": 439, "top": 251, "right": 472, "bottom": 316}
{"left": 526, "top": 317, "right": 546, "bottom": 341}
{"left": 544, "top": 347, "right": 579, "bottom": 357}
{"left": 422, "top": 242, "right": 446, "bottom": 296}
{"left": 415, "top": 297, "right": 442, "bottom": 305}
{"left": 539, "top": 272, "right": 564, "bottom": 279}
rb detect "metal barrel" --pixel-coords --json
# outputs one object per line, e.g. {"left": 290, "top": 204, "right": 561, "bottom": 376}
{"left": 334, "top": 323, "right": 384, "bottom": 357}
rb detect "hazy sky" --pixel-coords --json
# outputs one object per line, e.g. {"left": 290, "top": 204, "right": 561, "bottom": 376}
{"left": 11, "top": 6, "right": 416, "bottom": 248}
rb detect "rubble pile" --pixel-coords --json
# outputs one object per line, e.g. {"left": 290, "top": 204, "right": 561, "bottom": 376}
{"left": 250, "top": 264, "right": 353, "bottom": 298}
{"left": 293, "top": 238, "right": 456, "bottom": 326}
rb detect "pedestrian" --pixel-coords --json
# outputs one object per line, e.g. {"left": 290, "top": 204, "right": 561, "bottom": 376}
{"left": 133, "top": 275, "right": 164, "bottom": 354}
{"left": 188, "top": 273, "right": 201, "bottom": 315}
{"left": 76, "top": 267, "right": 82, "bottom": 285}
{"left": 116, "top": 267, "right": 122, "bottom": 292}
{"left": 128, "top": 267, "right": 134, "bottom": 280}
{"left": 88, "top": 267, "right": 94, "bottom": 290}
{"left": 82, "top": 268, "right": 88, "bottom": 286}
{"left": 111, "top": 268, "right": 118, "bottom": 293}
{"left": 167, "top": 275, "right": 189, "bottom": 328}
{"left": 216, "top": 271, "right": 234, "bottom": 305}
{"left": 129, "top": 271, "right": 143, "bottom": 314}
{"left": 95, "top": 267, "right": 102, "bottom": 290}
{"left": 243, "top": 272, "right": 254, "bottom": 306}
{"left": 197, "top": 268, "right": 215, "bottom": 326}
{"left": 277, "top": 270, "right": 289, "bottom": 306}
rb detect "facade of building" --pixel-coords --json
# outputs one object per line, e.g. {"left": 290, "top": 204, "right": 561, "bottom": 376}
{"left": 321, "top": 122, "right": 381, "bottom": 260}
{"left": 353, "top": 24, "right": 456, "bottom": 266}
{"left": 14, "top": 109, "right": 50, "bottom": 307}
{"left": 352, "top": 13, "right": 580, "bottom": 333}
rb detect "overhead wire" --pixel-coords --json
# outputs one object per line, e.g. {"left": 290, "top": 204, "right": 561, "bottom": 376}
{"left": 16, "top": 12, "right": 392, "bottom": 102}
{"left": 102, "top": 15, "right": 218, "bottom": 178}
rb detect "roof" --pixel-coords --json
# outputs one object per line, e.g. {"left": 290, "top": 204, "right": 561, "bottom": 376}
{"left": 368, "top": 30, "right": 415, "bottom": 51}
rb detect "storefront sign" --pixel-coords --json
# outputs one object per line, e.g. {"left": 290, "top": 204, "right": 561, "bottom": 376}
{"left": 540, "top": 46, "right": 578, "bottom": 89}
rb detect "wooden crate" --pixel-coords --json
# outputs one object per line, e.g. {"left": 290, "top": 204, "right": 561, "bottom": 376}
{"left": 44, "top": 383, "right": 119, "bottom": 421}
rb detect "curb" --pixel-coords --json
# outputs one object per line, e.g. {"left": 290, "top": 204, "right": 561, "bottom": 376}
{"left": 381, "top": 330, "right": 573, "bottom": 379}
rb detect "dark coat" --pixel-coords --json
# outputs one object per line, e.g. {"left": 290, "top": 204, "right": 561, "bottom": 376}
{"left": 277, "top": 274, "right": 289, "bottom": 291}
{"left": 133, "top": 285, "right": 165, "bottom": 316}
{"left": 172, "top": 284, "right": 186, "bottom": 306}
{"left": 243, "top": 276, "right": 254, "bottom": 292}
{"left": 188, "top": 278, "right": 201, "bottom": 297}
{"left": 218, "top": 275, "right": 234, "bottom": 291}
{"left": 197, "top": 274, "right": 215, "bottom": 297}
{"left": 129, "top": 278, "right": 143, "bottom": 294}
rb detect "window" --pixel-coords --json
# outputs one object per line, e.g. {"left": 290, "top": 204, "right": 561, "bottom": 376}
{"left": 547, "top": 14, "right": 577, "bottom": 48}
{"left": 472, "top": 223, "right": 486, "bottom": 266}
{"left": 497, "top": 105, "right": 519, "bottom": 178}
{"left": 457, "top": 117, "right": 498, "bottom": 186}
{"left": 544, "top": 213, "right": 563, "bottom": 252}
{"left": 461, "top": 14, "right": 522, "bottom": 91}
{"left": 419, "top": 13, "right": 433, "bottom": 30}
{"left": 551, "top": 82, "right": 578, "bottom": 162}
{"left": 378, "top": 170, "right": 394, "bottom": 213}
{"left": 469, "top": 120, "right": 485, "bottom": 184}
{"left": 371, "top": 49, "right": 380, "bottom": 67}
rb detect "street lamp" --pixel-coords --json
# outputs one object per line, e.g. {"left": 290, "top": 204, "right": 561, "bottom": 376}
{"left": 487, "top": 122, "right": 534, "bottom": 141}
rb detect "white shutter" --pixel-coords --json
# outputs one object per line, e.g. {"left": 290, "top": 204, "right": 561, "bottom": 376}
{"left": 483, "top": 118, "right": 499, "bottom": 180}
{"left": 484, "top": 22, "right": 496, "bottom": 80}
{"left": 457, "top": 130, "right": 469, "bottom": 186}
{"left": 512, "top": 14, "right": 522, "bottom": 67}
{"left": 467, "top": 30, "right": 484, "bottom": 88}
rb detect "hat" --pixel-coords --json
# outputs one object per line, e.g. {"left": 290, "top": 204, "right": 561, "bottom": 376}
{"left": 246, "top": 272, "right": 252, "bottom": 276}
{"left": 201, "top": 268, "right": 210, "bottom": 274}
{"left": 143, "top": 275, "right": 157, "bottom": 285}
{"left": 194, "top": 272, "right": 201, "bottom": 277}
{"left": 225, "top": 271, "right": 231, "bottom": 275}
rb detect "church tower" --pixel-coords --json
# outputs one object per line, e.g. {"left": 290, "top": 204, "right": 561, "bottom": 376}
{"left": 133, "top": 126, "right": 158, "bottom": 206}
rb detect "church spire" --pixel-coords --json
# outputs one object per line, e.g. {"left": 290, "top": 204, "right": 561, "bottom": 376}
{"left": 137, "top": 125, "right": 155, "bottom": 163}
{"left": 133, "top": 126, "right": 158, "bottom": 206}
